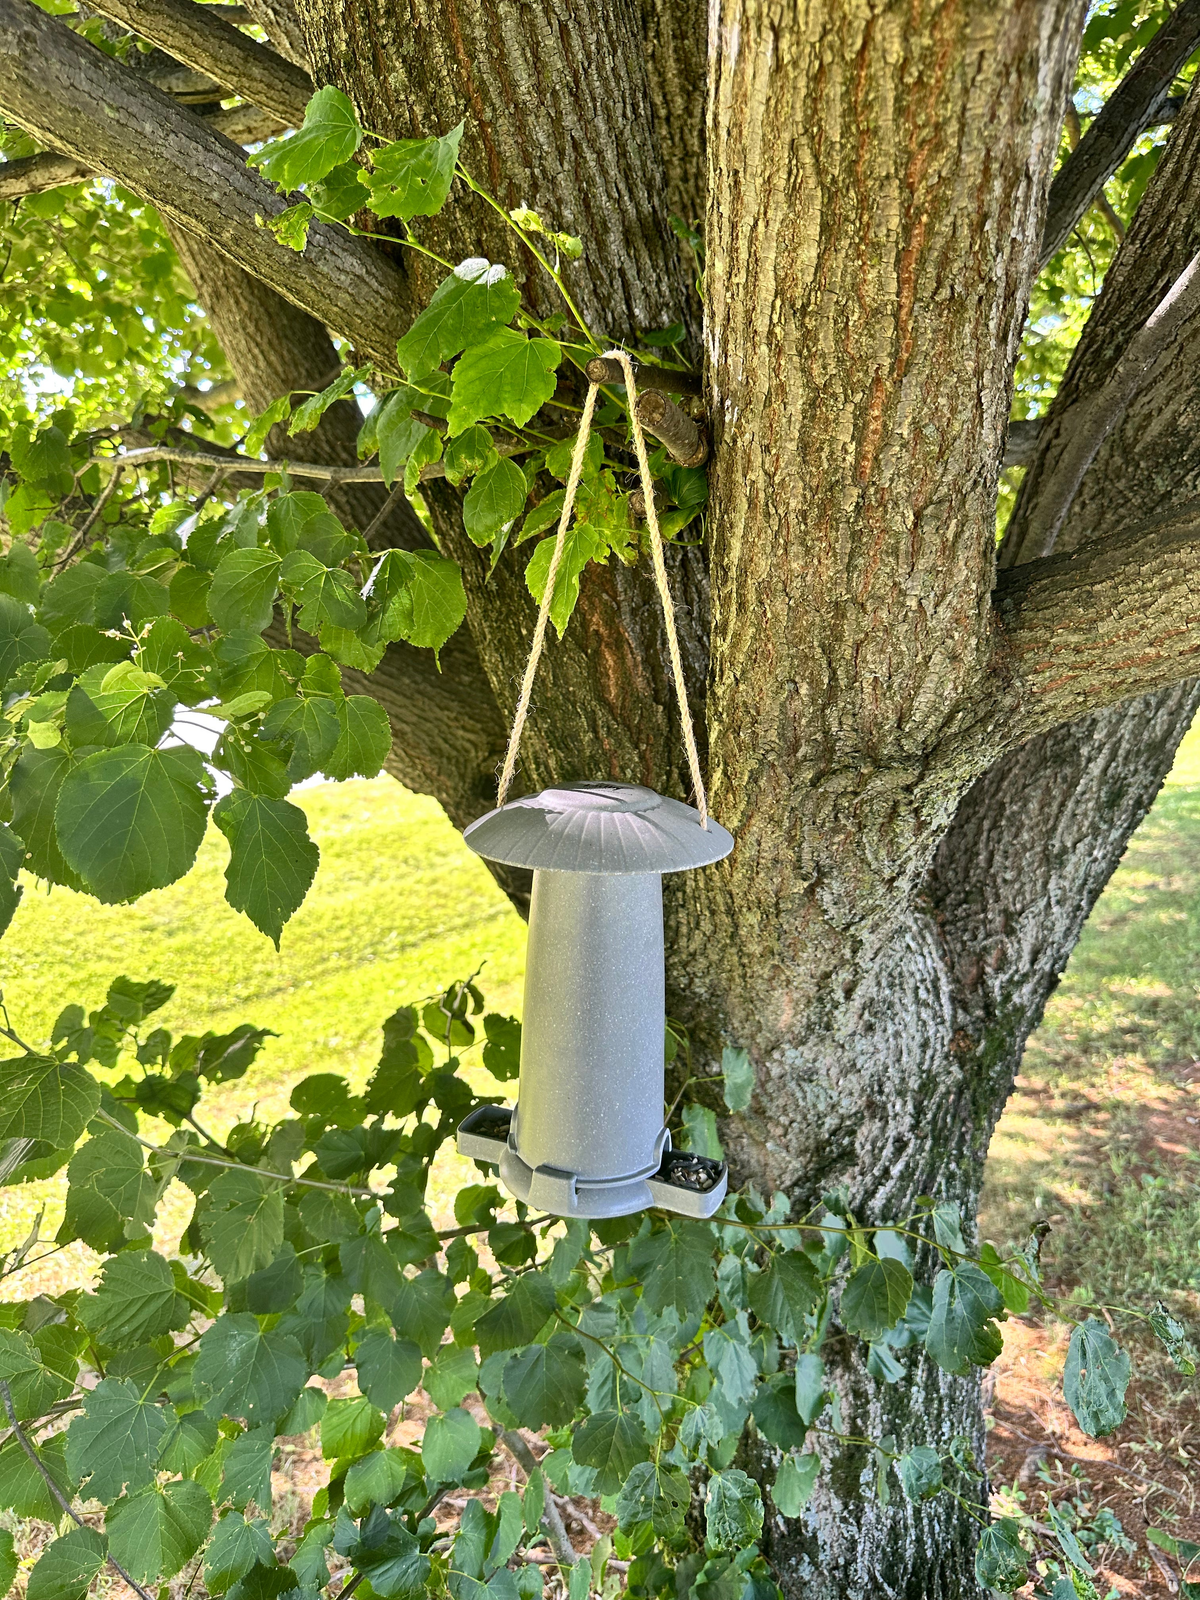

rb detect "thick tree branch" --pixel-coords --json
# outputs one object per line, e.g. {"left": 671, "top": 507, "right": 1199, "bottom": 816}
{"left": 995, "top": 503, "right": 1200, "bottom": 737}
{"left": 1039, "top": 0, "right": 1200, "bottom": 268}
{"left": 0, "top": 99, "right": 282, "bottom": 200}
{"left": 1000, "top": 249, "right": 1200, "bottom": 564}
{"left": 0, "top": 0, "right": 409, "bottom": 370}
{"left": 87, "top": 0, "right": 313, "bottom": 126}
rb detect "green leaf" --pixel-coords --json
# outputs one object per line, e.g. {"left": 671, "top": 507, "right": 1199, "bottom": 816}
{"left": 344, "top": 1448, "right": 410, "bottom": 1514}
{"left": 26, "top": 1527, "right": 105, "bottom": 1600}
{"left": 704, "top": 1468, "right": 764, "bottom": 1552}
{"left": 157, "top": 1408, "right": 220, "bottom": 1475}
{"left": 251, "top": 86, "right": 363, "bottom": 190}
{"left": 1149, "top": 1302, "right": 1198, "bottom": 1375}
{"left": 1047, "top": 1501, "right": 1096, "bottom": 1578}
{"left": 261, "top": 693, "right": 341, "bottom": 783}
{"left": 482, "top": 1013, "right": 521, "bottom": 1082}
{"left": 750, "top": 1374, "right": 808, "bottom": 1450}
{"left": 771, "top": 1452, "right": 820, "bottom": 1517}
{"left": 448, "top": 327, "right": 562, "bottom": 434}
{"left": 397, "top": 258, "right": 520, "bottom": 379}
{"left": 0, "top": 1435, "right": 73, "bottom": 1520}
{"left": 400, "top": 550, "right": 467, "bottom": 652}
{"left": 841, "top": 1258, "right": 913, "bottom": 1340}
{"left": 746, "top": 1250, "right": 821, "bottom": 1343}
{"left": 194, "top": 1314, "right": 307, "bottom": 1426}
{"left": 895, "top": 1445, "right": 943, "bottom": 1501}
{"left": 0, "top": 1054, "right": 98, "bottom": 1147}
{"left": 924, "top": 1264, "right": 1004, "bottom": 1376}
{"left": 60, "top": 1127, "right": 156, "bottom": 1252}
{"left": 83, "top": 1248, "right": 189, "bottom": 1347}
{"left": 978, "top": 1243, "right": 1030, "bottom": 1314}
{"left": 615, "top": 1460, "right": 690, "bottom": 1537}
{"left": 201, "top": 1166, "right": 286, "bottom": 1281}
{"left": 463, "top": 456, "right": 528, "bottom": 547}
{"left": 365, "top": 122, "right": 463, "bottom": 222}
{"left": 443, "top": 424, "right": 498, "bottom": 486}
{"left": 309, "top": 160, "right": 370, "bottom": 221}
{"left": 221, "top": 1426, "right": 274, "bottom": 1511}
{"left": 65, "top": 1375, "right": 169, "bottom": 1501}
{"left": 474, "top": 1270, "right": 556, "bottom": 1359}
{"left": 55, "top": 743, "right": 210, "bottom": 902}
{"left": 10, "top": 746, "right": 83, "bottom": 889}
{"left": 267, "top": 201, "right": 313, "bottom": 250}
{"left": 390, "top": 1268, "right": 455, "bottom": 1359}
{"left": 793, "top": 1352, "right": 829, "bottom": 1425}
{"left": 322, "top": 1396, "right": 386, "bottom": 1461}
{"left": 1063, "top": 1318, "right": 1131, "bottom": 1437}
{"left": 244, "top": 395, "right": 292, "bottom": 456}
{"left": 213, "top": 791, "right": 320, "bottom": 948}
{"left": 0, "top": 1328, "right": 73, "bottom": 1420}
{"left": 421, "top": 1405, "right": 481, "bottom": 1483}
{"left": 66, "top": 662, "right": 176, "bottom": 748}
{"left": 288, "top": 367, "right": 368, "bottom": 437}
{"left": 372, "top": 393, "right": 432, "bottom": 488}
{"left": 281, "top": 552, "right": 367, "bottom": 632}
{"left": 423, "top": 1343, "right": 479, "bottom": 1409}
{"left": 0, "top": 594, "right": 51, "bottom": 687}
{"left": 106, "top": 1479, "right": 213, "bottom": 1582}
{"left": 205, "top": 1513, "right": 275, "bottom": 1593}
{"left": 354, "top": 1328, "right": 422, "bottom": 1412}
{"left": 703, "top": 1315, "right": 758, "bottom": 1406}
{"left": 267, "top": 492, "right": 352, "bottom": 563}
{"left": 348, "top": 1509, "right": 430, "bottom": 1598}
{"left": 974, "top": 1518, "right": 1028, "bottom": 1592}
{"left": 0, "top": 1529, "right": 15, "bottom": 1599}
{"left": 629, "top": 1221, "right": 718, "bottom": 1320}
{"left": 524, "top": 522, "right": 602, "bottom": 636}
{"left": 502, "top": 1332, "right": 586, "bottom": 1429}
{"left": 208, "top": 548, "right": 283, "bottom": 634}
{"left": 721, "top": 1046, "right": 754, "bottom": 1112}
{"left": 323, "top": 697, "right": 392, "bottom": 781}
{"left": 571, "top": 1409, "right": 649, "bottom": 1496}
{"left": 12, "top": 424, "right": 73, "bottom": 495}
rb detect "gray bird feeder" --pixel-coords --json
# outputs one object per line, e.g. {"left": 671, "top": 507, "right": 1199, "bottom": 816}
{"left": 455, "top": 781, "right": 734, "bottom": 1220}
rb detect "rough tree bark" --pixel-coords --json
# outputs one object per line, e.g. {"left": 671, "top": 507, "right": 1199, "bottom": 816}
{"left": 8, "top": 0, "right": 1200, "bottom": 1594}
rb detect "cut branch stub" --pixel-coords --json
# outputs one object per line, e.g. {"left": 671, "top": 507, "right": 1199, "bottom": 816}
{"left": 585, "top": 355, "right": 702, "bottom": 397}
{"left": 632, "top": 389, "right": 708, "bottom": 467}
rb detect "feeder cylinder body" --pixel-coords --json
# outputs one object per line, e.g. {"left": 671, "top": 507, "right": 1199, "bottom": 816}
{"left": 516, "top": 867, "right": 665, "bottom": 1181}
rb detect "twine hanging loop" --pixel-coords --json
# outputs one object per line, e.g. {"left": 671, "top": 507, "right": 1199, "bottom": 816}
{"left": 495, "top": 350, "right": 709, "bottom": 830}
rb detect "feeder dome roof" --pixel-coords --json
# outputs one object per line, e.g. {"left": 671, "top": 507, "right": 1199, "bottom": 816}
{"left": 463, "top": 781, "right": 734, "bottom": 874}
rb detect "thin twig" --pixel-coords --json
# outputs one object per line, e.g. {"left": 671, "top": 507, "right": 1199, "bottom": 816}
{"left": 88, "top": 441, "right": 532, "bottom": 487}
{"left": 0, "top": 1380, "right": 158, "bottom": 1600}
{"left": 361, "top": 482, "right": 409, "bottom": 545}
{"left": 52, "top": 465, "right": 124, "bottom": 568}
{"left": 496, "top": 1428, "right": 581, "bottom": 1569}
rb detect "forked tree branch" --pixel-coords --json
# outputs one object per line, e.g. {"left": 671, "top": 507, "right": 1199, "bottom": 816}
{"left": 1040, "top": 0, "right": 1200, "bottom": 268}
{"left": 86, "top": 0, "right": 313, "bottom": 126}
{"left": 995, "top": 502, "right": 1200, "bottom": 738}
{"left": 1000, "top": 250, "right": 1200, "bottom": 564}
{"left": 0, "top": 0, "right": 409, "bottom": 370}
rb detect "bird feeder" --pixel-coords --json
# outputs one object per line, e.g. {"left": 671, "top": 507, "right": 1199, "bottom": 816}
{"left": 455, "top": 780, "right": 734, "bottom": 1220}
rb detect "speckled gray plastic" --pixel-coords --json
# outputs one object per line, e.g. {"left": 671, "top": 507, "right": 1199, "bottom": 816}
{"left": 457, "top": 781, "right": 734, "bottom": 1219}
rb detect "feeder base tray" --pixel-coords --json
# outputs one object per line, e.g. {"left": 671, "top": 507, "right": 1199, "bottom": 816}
{"left": 455, "top": 1104, "right": 727, "bottom": 1220}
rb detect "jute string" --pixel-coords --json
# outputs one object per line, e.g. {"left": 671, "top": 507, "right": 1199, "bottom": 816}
{"left": 495, "top": 348, "right": 709, "bottom": 829}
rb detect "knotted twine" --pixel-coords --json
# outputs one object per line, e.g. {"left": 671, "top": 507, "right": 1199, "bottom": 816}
{"left": 495, "top": 348, "right": 709, "bottom": 830}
